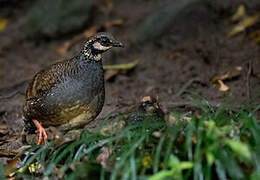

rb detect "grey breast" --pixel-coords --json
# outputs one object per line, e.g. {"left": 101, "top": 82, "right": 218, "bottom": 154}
{"left": 45, "top": 59, "right": 105, "bottom": 110}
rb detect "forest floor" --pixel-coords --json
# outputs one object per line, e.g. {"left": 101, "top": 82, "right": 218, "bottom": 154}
{"left": 0, "top": 0, "right": 259, "bottom": 163}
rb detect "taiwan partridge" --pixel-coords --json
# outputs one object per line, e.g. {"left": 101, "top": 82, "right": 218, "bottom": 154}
{"left": 127, "top": 96, "right": 164, "bottom": 125}
{"left": 23, "top": 32, "right": 123, "bottom": 145}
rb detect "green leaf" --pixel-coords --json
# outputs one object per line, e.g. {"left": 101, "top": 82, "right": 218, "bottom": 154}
{"left": 168, "top": 155, "right": 180, "bottom": 169}
{"left": 225, "top": 139, "right": 251, "bottom": 160}
{"left": 250, "top": 171, "right": 260, "bottom": 180}
{"left": 103, "top": 60, "right": 139, "bottom": 70}
{"left": 149, "top": 170, "right": 173, "bottom": 180}
{"left": 179, "top": 162, "right": 193, "bottom": 170}
{"left": 206, "top": 152, "right": 215, "bottom": 165}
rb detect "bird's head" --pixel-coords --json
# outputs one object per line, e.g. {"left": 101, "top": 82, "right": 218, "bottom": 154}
{"left": 83, "top": 32, "right": 124, "bottom": 60}
{"left": 139, "top": 96, "right": 164, "bottom": 117}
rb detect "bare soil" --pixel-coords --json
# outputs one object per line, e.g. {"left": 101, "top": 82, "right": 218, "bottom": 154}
{"left": 0, "top": 0, "right": 259, "bottom": 149}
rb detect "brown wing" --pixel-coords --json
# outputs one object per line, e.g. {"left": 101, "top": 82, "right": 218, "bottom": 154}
{"left": 26, "top": 62, "right": 68, "bottom": 100}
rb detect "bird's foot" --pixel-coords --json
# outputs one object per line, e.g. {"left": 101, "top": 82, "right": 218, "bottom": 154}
{"left": 32, "top": 120, "right": 47, "bottom": 145}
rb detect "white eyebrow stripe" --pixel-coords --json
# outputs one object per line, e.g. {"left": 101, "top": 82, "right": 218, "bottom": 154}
{"left": 93, "top": 42, "right": 111, "bottom": 51}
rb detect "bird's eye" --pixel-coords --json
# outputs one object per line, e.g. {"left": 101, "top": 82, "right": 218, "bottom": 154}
{"left": 101, "top": 38, "right": 110, "bottom": 45}
{"left": 142, "top": 102, "right": 146, "bottom": 107}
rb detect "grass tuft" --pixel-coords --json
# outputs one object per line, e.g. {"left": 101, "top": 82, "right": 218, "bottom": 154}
{"left": 4, "top": 102, "right": 259, "bottom": 179}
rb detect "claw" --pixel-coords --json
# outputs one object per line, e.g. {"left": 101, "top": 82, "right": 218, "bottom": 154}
{"left": 32, "top": 120, "right": 48, "bottom": 145}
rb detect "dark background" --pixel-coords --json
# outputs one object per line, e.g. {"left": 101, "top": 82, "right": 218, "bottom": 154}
{"left": 0, "top": 0, "right": 260, "bottom": 135}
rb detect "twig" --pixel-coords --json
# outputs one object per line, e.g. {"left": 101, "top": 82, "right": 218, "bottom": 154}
{"left": 0, "top": 91, "right": 21, "bottom": 100}
{"left": 165, "top": 101, "right": 196, "bottom": 108}
{"left": 165, "top": 101, "right": 220, "bottom": 108}
{"left": 0, "top": 79, "right": 28, "bottom": 94}
{"left": 175, "top": 78, "right": 205, "bottom": 97}
{"left": 246, "top": 59, "right": 252, "bottom": 100}
{"left": 0, "top": 79, "right": 28, "bottom": 100}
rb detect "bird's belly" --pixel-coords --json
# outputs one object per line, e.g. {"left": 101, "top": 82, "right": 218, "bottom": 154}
{"left": 48, "top": 78, "right": 91, "bottom": 104}
{"left": 39, "top": 77, "right": 104, "bottom": 127}
{"left": 42, "top": 103, "right": 96, "bottom": 128}
{"left": 40, "top": 91, "right": 104, "bottom": 127}
{"left": 58, "top": 110, "right": 97, "bottom": 131}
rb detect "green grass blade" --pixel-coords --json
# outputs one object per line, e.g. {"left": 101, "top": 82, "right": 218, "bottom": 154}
{"left": 163, "top": 132, "right": 176, "bottom": 166}
{"left": 215, "top": 159, "right": 227, "bottom": 180}
{"left": 153, "top": 135, "right": 165, "bottom": 173}
{"left": 111, "top": 136, "right": 145, "bottom": 180}
{"left": 73, "top": 144, "right": 86, "bottom": 161}
{"left": 130, "top": 154, "right": 137, "bottom": 180}
{"left": 0, "top": 163, "right": 5, "bottom": 180}
{"left": 83, "top": 135, "right": 123, "bottom": 154}
{"left": 23, "top": 146, "right": 47, "bottom": 170}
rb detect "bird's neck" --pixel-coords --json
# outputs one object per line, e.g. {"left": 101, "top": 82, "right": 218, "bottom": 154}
{"left": 82, "top": 45, "right": 102, "bottom": 61}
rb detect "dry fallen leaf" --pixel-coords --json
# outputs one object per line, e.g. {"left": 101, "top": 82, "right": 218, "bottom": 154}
{"left": 230, "top": 5, "right": 260, "bottom": 44}
{"left": 211, "top": 68, "right": 242, "bottom": 83}
{"left": 229, "top": 9, "right": 260, "bottom": 38}
{"left": 231, "top": 5, "right": 246, "bottom": 22}
{"left": 229, "top": 15, "right": 259, "bottom": 37}
{"left": 104, "top": 60, "right": 139, "bottom": 70}
{"left": 57, "top": 19, "right": 124, "bottom": 55}
{"left": 96, "top": 147, "right": 112, "bottom": 168}
{"left": 0, "top": 19, "right": 7, "bottom": 32}
{"left": 218, "top": 80, "right": 229, "bottom": 91}
{"left": 57, "top": 26, "right": 99, "bottom": 55}
{"left": 211, "top": 69, "right": 237, "bottom": 91}
{"left": 104, "top": 60, "right": 139, "bottom": 81}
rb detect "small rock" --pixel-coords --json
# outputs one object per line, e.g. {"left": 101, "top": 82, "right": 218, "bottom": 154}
{"left": 24, "top": 0, "right": 96, "bottom": 38}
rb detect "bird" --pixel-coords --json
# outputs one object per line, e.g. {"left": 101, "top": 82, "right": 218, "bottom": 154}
{"left": 126, "top": 96, "right": 164, "bottom": 125}
{"left": 23, "top": 32, "right": 124, "bottom": 145}
{"left": 97, "top": 96, "right": 164, "bottom": 136}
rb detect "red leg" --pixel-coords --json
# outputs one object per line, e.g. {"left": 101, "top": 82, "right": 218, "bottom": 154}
{"left": 32, "top": 120, "right": 47, "bottom": 145}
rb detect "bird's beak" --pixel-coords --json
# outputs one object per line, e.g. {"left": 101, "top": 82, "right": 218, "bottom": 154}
{"left": 112, "top": 40, "right": 124, "bottom": 48}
